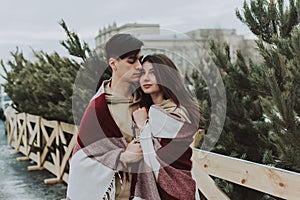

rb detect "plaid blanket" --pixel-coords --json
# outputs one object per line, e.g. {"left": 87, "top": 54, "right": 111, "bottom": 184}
{"left": 67, "top": 82, "right": 199, "bottom": 200}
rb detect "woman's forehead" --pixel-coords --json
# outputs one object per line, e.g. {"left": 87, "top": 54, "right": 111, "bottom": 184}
{"left": 142, "top": 61, "right": 153, "bottom": 69}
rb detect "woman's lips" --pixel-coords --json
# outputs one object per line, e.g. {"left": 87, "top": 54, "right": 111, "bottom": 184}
{"left": 142, "top": 84, "right": 152, "bottom": 89}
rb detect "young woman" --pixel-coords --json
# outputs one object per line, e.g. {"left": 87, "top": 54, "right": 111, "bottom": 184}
{"left": 133, "top": 54, "right": 201, "bottom": 200}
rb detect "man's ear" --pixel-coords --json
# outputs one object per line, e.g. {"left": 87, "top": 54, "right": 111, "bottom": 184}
{"left": 108, "top": 58, "right": 117, "bottom": 71}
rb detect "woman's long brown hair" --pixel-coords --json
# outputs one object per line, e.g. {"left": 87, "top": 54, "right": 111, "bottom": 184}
{"left": 139, "top": 54, "right": 201, "bottom": 127}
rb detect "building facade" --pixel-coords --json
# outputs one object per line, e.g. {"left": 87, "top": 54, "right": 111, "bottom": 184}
{"left": 95, "top": 23, "right": 260, "bottom": 73}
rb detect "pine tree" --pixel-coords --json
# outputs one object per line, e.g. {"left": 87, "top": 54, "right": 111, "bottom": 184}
{"left": 191, "top": 0, "right": 300, "bottom": 199}
{"left": 0, "top": 20, "right": 110, "bottom": 124}
{"left": 0, "top": 50, "right": 80, "bottom": 123}
{"left": 58, "top": 19, "right": 111, "bottom": 124}
{"left": 208, "top": 42, "right": 273, "bottom": 162}
{"left": 235, "top": 0, "right": 300, "bottom": 172}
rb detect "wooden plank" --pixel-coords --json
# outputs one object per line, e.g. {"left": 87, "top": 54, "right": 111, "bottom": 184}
{"left": 55, "top": 124, "right": 61, "bottom": 178}
{"left": 28, "top": 152, "right": 42, "bottom": 170}
{"left": 26, "top": 114, "right": 40, "bottom": 121}
{"left": 44, "top": 178, "right": 62, "bottom": 184}
{"left": 27, "top": 165, "right": 45, "bottom": 171}
{"left": 12, "top": 114, "right": 18, "bottom": 149}
{"left": 15, "top": 114, "right": 25, "bottom": 152}
{"left": 28, "top": 153, "right": 38, "bottom": 161}
{"left": 27, "top": 114, "right": 40, "bottom": 145}
{"left": 40, "top": 119, "right": 62, "bottom": 182}
{"left": 8, "top": 115, "right": 17, "bottom": 147}
{"left": 62, "top": 173, "right": 69, "bottom": 184}
{"left": 58, "top": 122, "right": 78, "bottom": 178}
{"left": 16, "top": 156, "right": 30, "bottom": 161}
{"left": 42, "top": 118, "right": 59, "bottom": 127}
{"left": 40, "top": 119, "right": 57, "bottom": 163}
{"left": 10, "top": 149, "right": 19, "bottom": 154}
{"left": 58, "top": 125, "right": 67, "bottom": 145}
{"left": 44, "top": 161, "right": 58, "bottom": 176}
{"left": 27, "top": 114, "right": 42, "bottom": 168}
{"left": 60, "top": 122, "right": 78, "bottom": 134}
{"left": 28, "top": 165, "right": 44, "bottom": 171}
{"left": 6, "top": 113, "right": 15, "bottom": 145}
{"left": 192, "top": 152, "right": 230, "bottom": 200}
{"left": 40, "top": 119, "right": 50, "bottom": 141}
{"left": 59, "top": 133, "right": 77, "bottom": 177}
{"left": 16, "top": 113, "right": 27, "bottom": 155}
{"left": 193, "top": 149, "right": 300, "bottom": 200}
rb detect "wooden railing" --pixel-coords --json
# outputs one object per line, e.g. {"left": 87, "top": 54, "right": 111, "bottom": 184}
{"left": 6, "top": 112, "right": 77, "bottom": 184}
{"left": 192, "top": 150, "right": 300, "bottom": 199}
{"left": 6, "top": 112, "right": 300, "bottom": 199}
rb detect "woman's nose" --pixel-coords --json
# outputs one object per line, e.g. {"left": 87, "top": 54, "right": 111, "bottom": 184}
{"left": 141, "top": 73, "right": 149, "bottom": 82}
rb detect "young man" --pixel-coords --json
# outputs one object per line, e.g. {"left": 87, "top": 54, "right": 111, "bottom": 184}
{"left": 67, "top": 34, "right": 144, "bottom": 200}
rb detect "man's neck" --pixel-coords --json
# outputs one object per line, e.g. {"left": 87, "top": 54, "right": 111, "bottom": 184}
{"left": 110, "top": 79, "right": 132, "bottom": 98}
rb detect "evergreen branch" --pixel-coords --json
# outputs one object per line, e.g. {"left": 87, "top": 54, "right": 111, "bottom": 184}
{"left": 0, "top": 60, "right": 9, "bottom": 81}
{"left": 59, "top": 19, "right": 91, "bottom": 60}
{"left": 298, "top": 0, "right": 300, "bottom": 22}
{"left": 236, "top": 0, "right": 300, "bottom": 44}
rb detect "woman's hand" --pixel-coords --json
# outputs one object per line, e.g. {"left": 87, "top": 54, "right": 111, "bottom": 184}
{"left": 120, "top": 139, "right": 143, "bottom": 165}
{"left": 133, "top": 107, "right": 148, "bottom": 129}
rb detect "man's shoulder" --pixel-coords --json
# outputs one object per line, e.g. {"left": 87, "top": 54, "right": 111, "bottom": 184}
{"left": 90, "top": 80, "right": 110, "bottom": 103}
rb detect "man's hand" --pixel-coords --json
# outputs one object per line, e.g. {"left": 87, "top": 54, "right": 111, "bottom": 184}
{"left": 120, "top": 139, "right": 143, "bottom": 164}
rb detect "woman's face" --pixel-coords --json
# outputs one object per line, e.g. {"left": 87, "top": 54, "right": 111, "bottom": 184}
{"left": 140, "top": 61, "right": 161, "bottom": 95}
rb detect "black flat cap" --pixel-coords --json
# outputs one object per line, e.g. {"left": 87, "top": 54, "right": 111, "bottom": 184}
{"left": 105, "top": 33, "right": 143, "bottom": 59}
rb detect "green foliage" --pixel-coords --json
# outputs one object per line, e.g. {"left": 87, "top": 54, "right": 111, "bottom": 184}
{"left": 58, "top": 19, "right": 111, "bottom": 124}
{"left": 190, "top": 0, "right": 300, "bottom": 198}
{"left": 260, "top": 29, "right": 300, "bottom": 172}
{"left": 0, "top": 20, "right": 110, "bottom": 124}
{"left": 1, "top": 50, "right": 80, "bottom": 123}
{"left": 298, "top": 0, "right": 300, "bottom": 21}
{"left": 208, "top": 40, "right": 273, "bottom": 163}
{"left": 186, "top": 55, "right": 227, "bottom": 151}
{"left": 72, "top": 54, "right": 111, "bottom": 125}
{"left": 236, "top": 0, "right": 298, "bottom": 43}
{"left": 213, "top": 0, "right": 300, "bottom": 171}
{"left": 59, "top": 19, "right": 92, "bottom": 59}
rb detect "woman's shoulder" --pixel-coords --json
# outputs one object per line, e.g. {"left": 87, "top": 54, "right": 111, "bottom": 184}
{"left": 158, "top": 99, "right": 191, "bottom": 123}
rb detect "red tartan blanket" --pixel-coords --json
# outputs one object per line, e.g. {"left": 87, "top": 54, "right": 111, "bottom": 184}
{"left": 67, "top": 83, "right": 199, "bottom": 200}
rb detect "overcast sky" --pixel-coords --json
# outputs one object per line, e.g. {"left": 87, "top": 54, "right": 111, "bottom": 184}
{"left": 0, "top": 0, "right": 253, "bottom": 77}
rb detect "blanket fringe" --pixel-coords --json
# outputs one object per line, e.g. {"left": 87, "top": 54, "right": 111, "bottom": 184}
{"left": 102, "top": 175, "right": 115, "bottom": 200}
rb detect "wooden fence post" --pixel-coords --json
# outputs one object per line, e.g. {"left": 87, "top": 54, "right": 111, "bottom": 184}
{"left": 27, "top": 114, "right": 43, "bottom": 171}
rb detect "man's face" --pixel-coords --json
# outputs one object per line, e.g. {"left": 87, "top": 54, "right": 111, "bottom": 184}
{"left": 114, "top": 51, "right": 143, "bottom": 83}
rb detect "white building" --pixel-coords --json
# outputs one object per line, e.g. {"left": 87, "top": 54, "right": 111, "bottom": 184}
{"left": 95, "top": 23, "right": 260, "bottom": 73}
